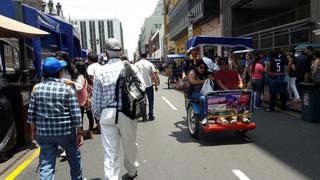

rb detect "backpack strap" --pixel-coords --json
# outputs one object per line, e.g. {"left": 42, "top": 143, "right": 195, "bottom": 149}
{"left": 115, "top": 71, "right": 122, "bottom": 124}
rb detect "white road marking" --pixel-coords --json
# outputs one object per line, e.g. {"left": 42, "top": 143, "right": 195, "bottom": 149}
{"left": 232, "top": 169, "right": 250, "bottom": 180}
{"left": 161, "top": 96, "right": 177, "bottom": 110}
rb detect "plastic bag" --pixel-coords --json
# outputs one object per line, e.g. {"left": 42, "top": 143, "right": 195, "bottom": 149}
{"left": 200, "top": 79, "right": 214, "bottom": 95}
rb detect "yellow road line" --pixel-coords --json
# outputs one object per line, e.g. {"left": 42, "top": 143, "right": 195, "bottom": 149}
{"left": 5, "top": 148, "right": 40, "bottom": 180}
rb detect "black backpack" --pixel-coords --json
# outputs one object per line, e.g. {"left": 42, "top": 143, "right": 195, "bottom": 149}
{"left": 115, "top": 61, "right": 146, "bottom": 123}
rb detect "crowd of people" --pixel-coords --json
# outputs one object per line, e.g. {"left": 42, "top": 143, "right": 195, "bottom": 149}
{"left": 27, "top": 38, "right": 159, "bottom": 180}
{"left": 178, "top": 45, "right": 320, "bottom": 121}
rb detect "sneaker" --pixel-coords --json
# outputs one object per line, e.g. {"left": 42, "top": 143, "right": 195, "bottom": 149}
{"left": 201, "top": 118, "right": 207, "bottom": 125}
{"left": 242, "top": 117, "right": 251, "bottom": 124}
{"left": 230, "top": 116, "right": 237, "bottom": 124}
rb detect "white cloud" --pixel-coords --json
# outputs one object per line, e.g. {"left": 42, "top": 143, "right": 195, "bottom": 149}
{"left": 57, "top": 0, "right": 160, "bottom": 59}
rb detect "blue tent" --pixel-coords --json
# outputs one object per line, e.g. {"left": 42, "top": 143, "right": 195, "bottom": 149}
{"left": 0, "top": 0, "right": 16, "bottom": 19}
{"left": 23, "top": 4, "right": 62, "bottom": 80}
{"left": 46, "top": 15, "right": 75, "bottom": 58}
{"left": 186, "top": 36, "right": 253, "bottom": 52}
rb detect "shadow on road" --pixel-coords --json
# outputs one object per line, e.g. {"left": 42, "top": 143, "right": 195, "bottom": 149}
{"left": 249, "top": 111, "right": 320, "bottom": 179}
{"left": 169, "top": 120, "right": 253, "bottom": 146}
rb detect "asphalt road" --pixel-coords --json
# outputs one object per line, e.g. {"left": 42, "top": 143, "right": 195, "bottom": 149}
{"left": 15, "top": 75, "right": 320, "bottom": 180}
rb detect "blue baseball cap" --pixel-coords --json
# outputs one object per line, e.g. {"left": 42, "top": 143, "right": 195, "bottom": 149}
{"left": 42, "top": 57, "right": 67, "bottom": 74}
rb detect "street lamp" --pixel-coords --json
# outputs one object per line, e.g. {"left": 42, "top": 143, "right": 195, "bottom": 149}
{"left": 40, "top": 0, "right": 46, "bottom": 12}
{"left": 48, "top": 0, "right": 53, "bottom": 15}
{"left": 56, "top": 2, "right": 62, "bottom": 16}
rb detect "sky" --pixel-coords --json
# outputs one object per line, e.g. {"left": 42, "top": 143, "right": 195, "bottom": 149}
{"left": 56, "top": 0, "right": 160, "bottom": 59}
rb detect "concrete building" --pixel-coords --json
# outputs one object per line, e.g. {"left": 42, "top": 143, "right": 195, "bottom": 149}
{"left": 167, "top": 0, "right": 221, "bottom": 55}
{"left": 222, "top": 0, "right": 320, "bottom": 52}
{"left": 138, "top": 0, "right": 164, "bottom": 55}
{"left": 72, "top": 19, "right": 124, "bottom": 54}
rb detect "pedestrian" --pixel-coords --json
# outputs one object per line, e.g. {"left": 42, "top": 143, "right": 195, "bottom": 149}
{"left": 134, "top": 52, "right": 159, "bottom": 121}
{"left": 266, "top": 51, "right": 287, "bottom": 112}
{"left": 74, "top": 61, "right": 96, "bottom": 139}
{"left": 28, "top": 57, "right": 83, "bottom": 180}
{"left": 92, "top": 38, "right": 140, "bottom": 180}
{"left": 287, "top": 55, "right": 301, "bottom": 102}
{"left": 86, "top": 52, "right": 102, "bottom": 134}
{"left": 249, "top": 56, "right": 265, "bottom": 109}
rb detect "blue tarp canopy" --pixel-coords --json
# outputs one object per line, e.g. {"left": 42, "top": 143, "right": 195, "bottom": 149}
{"left": 23, "top": 4, "right": 62, "bottom": 81}
{"left": 0, "top": 0, "right": 16, "bottom": 19}
{"left": 46, "top": 15, "right": 81, "bottom": 58}
{"left": 186, "top": 36, "right": 253, "bottom": 52}
{"left": 81, "top": 49, "right": 87, "bottom": 59}
{"left": 167, "top": 54, "right": 186, "bottom": 59}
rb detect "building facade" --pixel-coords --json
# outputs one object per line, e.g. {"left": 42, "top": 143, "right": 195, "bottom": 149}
{"left": 72, "top": 19, "right": 124, "bottom": 54}
{"left": 167, "top": 0, "right": 221, "bottom": 55}
{"left": 222, "top": 0, "right": 320, "bottom": 52}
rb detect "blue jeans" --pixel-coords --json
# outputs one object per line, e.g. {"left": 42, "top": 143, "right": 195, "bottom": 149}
{"left": 191, "top": 92, "right": 207, "bottom": 118}
{"left": 145, "top": 86, "right": 154, "bottom": 118}
{"left": 36, "top": 131, "right": 83, "bottom": 180}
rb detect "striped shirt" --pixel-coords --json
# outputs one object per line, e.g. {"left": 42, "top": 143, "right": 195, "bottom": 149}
{"left": 27, "top": 78, "right": 82, "bottom": 136}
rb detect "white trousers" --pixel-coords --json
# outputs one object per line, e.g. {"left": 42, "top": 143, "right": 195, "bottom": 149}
{"left": 100, "top": 108, "right": 139, "bottom": 180}
{"left": 288, "top": 77, "right": 300, "bottom": 99}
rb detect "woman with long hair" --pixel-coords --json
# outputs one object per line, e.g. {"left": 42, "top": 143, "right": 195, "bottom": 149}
{"left": 249, "top": 56, "right": 265, "bottom": 109}
{"left": 73, "top": 61, "right": 95, "bottom": 139}
{"left": 188, "top": 60, "right": 212, "bottom": 124}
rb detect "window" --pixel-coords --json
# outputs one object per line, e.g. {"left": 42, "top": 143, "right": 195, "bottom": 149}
{"left": 80, "top": 21, "right": 87, "bottom": 49}
{"left": 107, "top": 20, "right": 114, "bottom": 38}
{"left": 89, "top": 21, "right": 97, "bottom": 52}
{"left": 98, "top": 21, "right": 106, "bottom": 53}
{"left": 1, "top": 43, "right": 19, "bottom": 74}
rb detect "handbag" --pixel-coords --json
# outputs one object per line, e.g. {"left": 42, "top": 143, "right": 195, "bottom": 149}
{"left": 200, "top": 79, "right": 214, "bottom": 95}
{"left": 77, "top": 78, "right": 88, "bottom": 107}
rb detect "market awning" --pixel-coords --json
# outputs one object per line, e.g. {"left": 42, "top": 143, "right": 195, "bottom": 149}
{"left": 185, "top": 36, "right": 253, "bottom": 53}
{"left": 0, "top": 15, "right": 49, "bottom": 38}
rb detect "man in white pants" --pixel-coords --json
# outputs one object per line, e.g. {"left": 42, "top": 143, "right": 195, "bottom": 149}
{"left": 92, "top": 38, "right": 143, "bottom": 180}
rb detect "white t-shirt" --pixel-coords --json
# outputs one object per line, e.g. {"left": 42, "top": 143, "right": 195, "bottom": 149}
{"left": 134, "top": 59, "right": 156, "bottom": 88}
{"left": 87, "top": 63, "right": 101, "bottom": 79}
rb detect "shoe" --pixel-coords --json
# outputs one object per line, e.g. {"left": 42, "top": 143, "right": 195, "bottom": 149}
{"left": 84, "top": 131, "right": 94, "bottom": 139}
{"left": 201, "top": 118, "right": 207, "bottom": 125}
{"left": 128, "top": 171, "right": 138, "bottom": 180}
{"left": 265, "top": 109, "right": 274, "bottom": 112}
{"left": 149, "top": 116, "right": 155, "bottom": 121}
{"left": 93, "top": 126, "right": 101, "bottom": 134}
{"left": 230, "top": 116, "right": 237, "bottom": 124}
{"left": 217, "top": 117, "right": 229, "bottom": 125}
{"left": 142, "top": 116, "right": 147, "bottom": 122}
{"left": 254, "top": 106, "right": 263, "bottom": 110}
{"left": 241, "top": 117, "right": 251, "bottom": 124}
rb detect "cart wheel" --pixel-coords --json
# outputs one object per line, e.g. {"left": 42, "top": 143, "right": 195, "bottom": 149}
{"left": 237, "top": 129, "right": 248, "bottom": 135}
{"left": 167, "top": 77, "right": 171, "bottom": 89}
{"left": 187, "top": 105, "right": 200, "bottom": 139}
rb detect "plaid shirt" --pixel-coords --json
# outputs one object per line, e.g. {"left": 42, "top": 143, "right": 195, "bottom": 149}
{"left": 92, "top": 58, "right": 124, "bottom": 119}
{"left": 27, "top": 78, "right": 82, "bottom": 136}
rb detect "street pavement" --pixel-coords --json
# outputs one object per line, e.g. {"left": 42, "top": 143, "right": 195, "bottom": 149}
{"left": 12, "top": 75, "right": 320, "bottom": 180}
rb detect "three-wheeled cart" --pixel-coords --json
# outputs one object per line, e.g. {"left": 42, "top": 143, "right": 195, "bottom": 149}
{"left": 184, "top": 36, "right": 256, "bottom": 138}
